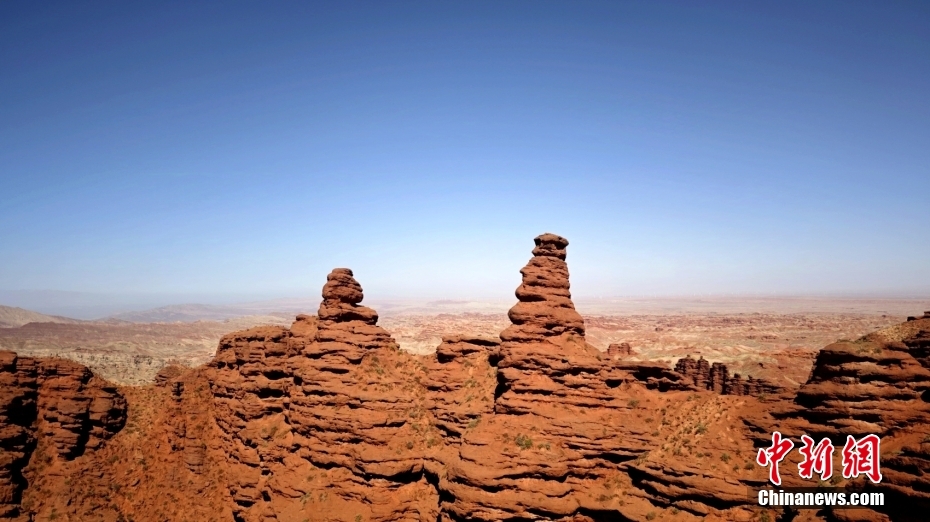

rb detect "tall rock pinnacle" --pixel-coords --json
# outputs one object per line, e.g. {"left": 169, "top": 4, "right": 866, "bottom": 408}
{"left": 499, "top": 233, "right": 586, "bottom": 344}
{"left": 317, "top": 268, "right": 378, "bottom": 324}
{"left": 314, "top": 268, "right": 396, "bottom": 350}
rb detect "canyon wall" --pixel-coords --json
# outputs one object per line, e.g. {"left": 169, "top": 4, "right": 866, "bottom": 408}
{"left": 0, "top": 352, "right": 126, "bottom": 518}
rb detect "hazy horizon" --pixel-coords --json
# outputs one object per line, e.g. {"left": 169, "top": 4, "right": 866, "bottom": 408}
{"left": 3, "top": 2, "right": 929, "bottom": 306}
{"left": 3, "top": 287, "right": 928, "bottom": 321}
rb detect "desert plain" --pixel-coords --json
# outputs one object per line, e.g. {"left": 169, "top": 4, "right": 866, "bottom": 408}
{"left": 0, "top": 297, "right": 919, "bottom": 389}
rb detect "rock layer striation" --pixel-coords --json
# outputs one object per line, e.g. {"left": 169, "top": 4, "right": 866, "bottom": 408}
{"left": 0, "top": 352, "right": 125, "bottom": 518}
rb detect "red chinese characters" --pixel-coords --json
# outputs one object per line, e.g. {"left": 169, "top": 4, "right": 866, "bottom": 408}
{"left": 842, "top": 434, "right": 882, "bottom": 484}
{"left": 757, "top": 431, "right": 795, "bottom": 485}
{"left": 758, "top": 432, "right": 883, "bottom": 485}
{"left": 797, "top": 434, "right": 834, "bottom": 481}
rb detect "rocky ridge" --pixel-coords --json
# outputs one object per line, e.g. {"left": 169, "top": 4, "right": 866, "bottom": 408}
{"left": 0, "top": 234, "right": 926, "bottom": 522}
{"left": 674, "top": 355, "right": 784, "bottom": 396}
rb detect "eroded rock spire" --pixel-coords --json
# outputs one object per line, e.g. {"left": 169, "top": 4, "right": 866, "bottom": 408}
{"left": 314, "top": 268, "right": 395, "bottom": 351}
{"left": 499, "top": 233, "right": 586, "bottom": 344}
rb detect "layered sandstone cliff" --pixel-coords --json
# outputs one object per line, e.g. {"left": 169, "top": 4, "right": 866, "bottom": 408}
{"left": 0, "top": 352, "right": 126, "bottom": 518}
{"left": 209, "top": 269, "right": 441, "bottom": 522}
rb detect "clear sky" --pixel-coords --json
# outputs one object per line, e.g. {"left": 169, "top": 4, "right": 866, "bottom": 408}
{"left": 1, "top": 1, "right": 928, "bottom": 314}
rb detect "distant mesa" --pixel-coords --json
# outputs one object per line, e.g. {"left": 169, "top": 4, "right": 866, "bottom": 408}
{"left": 0, "top": 304, "right": 82, "bottom": 328}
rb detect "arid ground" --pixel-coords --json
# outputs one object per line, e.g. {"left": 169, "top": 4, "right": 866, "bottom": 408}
{"left": 1, "top": 298, "right": 923, "bottom": 390}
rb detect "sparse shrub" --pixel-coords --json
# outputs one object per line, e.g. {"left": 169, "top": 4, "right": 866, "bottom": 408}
{"left": 695, "top": 423, "right": 707, "bottom": 435}
{"left": 355, "top": 515, "right": 362, "bottom": 522}
{"left": 744, "top": 462, "right": 754, "bottom": 470}
{"left": 514, "top": 434, "right": 533, "bottom": 450}
{"left": 720, "top": 453, "right": 731, "bottom": 463}
{"left": 645, "top": 512, "right": 656, "bottom": 521}
{"left": 406, "top": 441, "right": 414, "bottom": 450}
{"left": 467, "top": 417, "right": 480, "bottom": 429}
{"left": 760, "top": 511, "right": 771, "bottom": 522}
{"left": 628, "top": 399, "right": 640, "bottom": 408}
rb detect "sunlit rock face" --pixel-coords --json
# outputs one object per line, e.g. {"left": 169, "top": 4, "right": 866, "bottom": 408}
{"left": 0, "top": 352, "right": 126, "bottom": 518}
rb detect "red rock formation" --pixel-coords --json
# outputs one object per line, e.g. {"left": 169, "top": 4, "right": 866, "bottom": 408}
{"left": 745, "top": 318, "right": 930, "bottom": 522}
{"left": 440, "top": 233, "right": 662, "bottom": 520}
{"left": 20, "top": 366, "right": 235, "bottom": 522}
{"left": 153, "top": 364, "right": 186, "bottom": 386}
{"left": 499, "top": 233, "right": 586, "bottom": 345}
{"left": 210, "top": 323, "right": 300, "bottom": 520}
{"left": 0, "top": 352, "right": 36, "bottom": 519}
{"left": 674, "top": 355, "right": 782, "bottom": 396}
{"left": 611, "top": 360, "right": 696, "bottom": 392}
{"left": 7, "top": 236, "right": 930, "bottom": 522}
{"left": 0, "top": 351, "right": 125, "bottom": 518}
{"left": 607, "top": 342, "right": 633, "bottom": 357}
{"left": 209, "top": 269, "right": 440, "bottom": 522}
{"left": 675, "top": 355, "right": 712, "bottom": 389}
{"left": 422, "top": 336, "right": 499, "bottom": 440}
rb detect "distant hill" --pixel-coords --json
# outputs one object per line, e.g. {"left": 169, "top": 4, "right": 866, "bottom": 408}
{"left": 105, "top": 302, "right": 310, "bottom": 323}
{"left": 106, "top": 303, "right": 264, "bottom": 323}
{"left": 102, "top": 298, "right": 508, "bottom": 323}
{"left": 0, "top": 305, "right": 83, "bottom": 328}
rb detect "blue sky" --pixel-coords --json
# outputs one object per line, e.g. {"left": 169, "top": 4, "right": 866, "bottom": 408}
{"left": 1, "top": 1, "right": 928, "bottom": 314}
